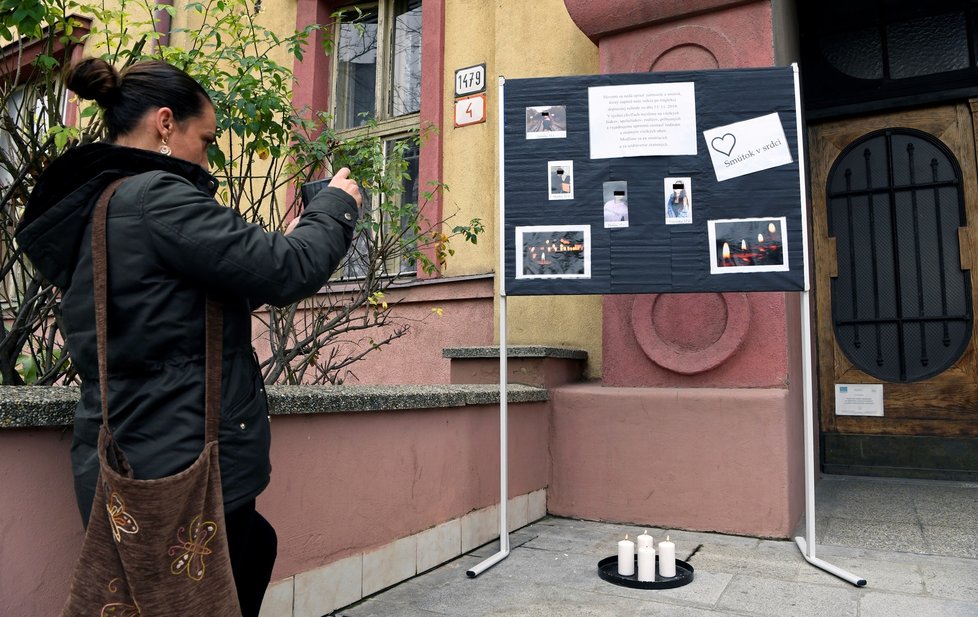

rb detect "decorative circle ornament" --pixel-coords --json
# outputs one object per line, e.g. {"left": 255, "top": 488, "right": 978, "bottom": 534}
{"left": 631, "top": 292, "right": 751, "bottom": 374}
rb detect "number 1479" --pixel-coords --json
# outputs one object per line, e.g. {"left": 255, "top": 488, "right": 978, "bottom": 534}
{"left": 455, "top": 64, "right": 486, "bottom": 96}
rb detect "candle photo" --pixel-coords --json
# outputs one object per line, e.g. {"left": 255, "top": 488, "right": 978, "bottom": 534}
{"left": 708, "top": 217, "right": 789, "bottom": 274}
{"left": 658, "top": 536, "right": 676, "bottom": 578}
{"left": 515, "top": 225, "right": 591, "bottom": 280}
{"left": 637, "top": 545, "right": 655, "bottom": 582}
{"left": 617, "top": 534, "right": 635, "bottom": 576}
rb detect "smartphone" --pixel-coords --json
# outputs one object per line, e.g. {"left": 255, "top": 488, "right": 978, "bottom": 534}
{"left": 300, "top": 178, "right": 332, "bottom": 209}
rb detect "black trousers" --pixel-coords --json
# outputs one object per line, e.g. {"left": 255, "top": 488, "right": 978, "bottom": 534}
{"left": 225, "top": 500, "right": 278, "bottom": 617}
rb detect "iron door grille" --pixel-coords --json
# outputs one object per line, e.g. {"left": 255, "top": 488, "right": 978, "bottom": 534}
{"left": 827, "top": 128, "right": 973, "bottom": 383}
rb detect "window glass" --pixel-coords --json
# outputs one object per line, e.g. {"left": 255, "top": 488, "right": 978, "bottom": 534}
{"left": 390, "top": 0, "right": 423, "bottom": 117}
{"left": 887, "top": 13, "right": 969, "bottom": 79}
{"left": 395, "top": 138, "right": 420, "bottom": 273}
{"left": 828, "top": 129, "right": 971, "bottom": 382}
{"left": 1, "top": 83, "right": 64, "bottom": 187}
{"left": 820, "top": 28, "right": 883, "bottom": 80}
{"left": 335, "top": 8, "right": 379, "bottom": 129}
{"left": 333, "top": 1, "right": 424, "bottom": 278}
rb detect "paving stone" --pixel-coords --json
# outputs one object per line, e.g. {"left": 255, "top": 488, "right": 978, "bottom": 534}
{"left": 715, "top": 574, "right": 859, "bottom": 617}
{"left": 919, "top": 558, "right": 978, "bottom": 602}
{"left": 857, "top": 591, "right": 978, "bottom": 617}
{"left": 920, "top": 525, "right": 978, "bottom": 559}
{"left": 821, "top": 518, "right": 927, "bottom": 553}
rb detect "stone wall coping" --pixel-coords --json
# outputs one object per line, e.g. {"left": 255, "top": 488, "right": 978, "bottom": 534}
{"left": 442, "top": 346, "right": 588, "bottom": 360}
{"left": 0, "top": 384, "right": 549, "bottom": 429}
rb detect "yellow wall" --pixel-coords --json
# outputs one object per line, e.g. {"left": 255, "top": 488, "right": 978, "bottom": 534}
{"left": 443, "top": 0, "right": 604, "bottom": 377}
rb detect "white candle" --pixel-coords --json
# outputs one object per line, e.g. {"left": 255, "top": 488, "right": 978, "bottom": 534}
{"left": 636, "top": 530, "right": 653, "bottom": 550}
{"left": 617, "top": 534, "right": 635, "bottom": 576}
{"left": 658, "top": 536, "right": 676, "bottom": 577}
{"left": 637, "top": 545, "right": 655, "bottom": 582}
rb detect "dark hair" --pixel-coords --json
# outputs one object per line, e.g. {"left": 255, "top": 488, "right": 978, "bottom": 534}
{"left": 66, "top": 58, "right": 212, "bottom": 142}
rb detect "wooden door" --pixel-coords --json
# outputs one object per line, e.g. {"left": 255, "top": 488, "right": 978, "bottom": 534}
{"left": 810, "top": 103, "right": 978, "bottom": 475}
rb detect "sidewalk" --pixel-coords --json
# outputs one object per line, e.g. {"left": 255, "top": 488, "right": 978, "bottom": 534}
{"left": 334, "top": 477, "right": 978, "bottom": 617}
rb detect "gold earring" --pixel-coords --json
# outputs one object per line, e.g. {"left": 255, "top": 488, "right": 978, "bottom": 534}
{"left": 160, "top": 137, "right": 172, "bottom": 156}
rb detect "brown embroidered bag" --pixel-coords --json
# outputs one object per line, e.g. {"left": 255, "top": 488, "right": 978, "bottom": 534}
{"left": 60, "top": 178, "right": 242, "bottom": 616}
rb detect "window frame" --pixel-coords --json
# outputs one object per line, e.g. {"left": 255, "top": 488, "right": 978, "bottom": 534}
{"left": 291, "top": 0, "right": 443, "bottom": 281}
{"left": 331, "top": 0, "right": 423, "bottom": 137}
{"left": 0, "top": 17, "right": 88, "bottom": 310}
{"left": 330, "top": 0, "right": 424, "bottom": 280}
{"left": 800, "top": 1, "right": 978, "bottom": 120}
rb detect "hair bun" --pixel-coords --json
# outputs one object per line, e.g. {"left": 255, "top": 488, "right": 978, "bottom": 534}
{"left": 66, "top": 58, "right": 121, "bottom": 108}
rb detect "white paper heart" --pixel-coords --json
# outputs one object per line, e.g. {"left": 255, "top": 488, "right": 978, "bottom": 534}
{"left": 711, "top": 133, "right": 737, "bottom": 157}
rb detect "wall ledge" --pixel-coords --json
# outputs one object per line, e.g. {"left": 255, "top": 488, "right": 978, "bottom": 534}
{"left": 443, "top": 345, "right": 588, "bottom": 360}
{"left": 0, "top": 383, "right": 548, "bottom": 429}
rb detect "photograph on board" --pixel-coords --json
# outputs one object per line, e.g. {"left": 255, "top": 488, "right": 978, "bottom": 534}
{"left": 664, "top": 177, "right": 692, "bottom": 224}
{"left": 525, "top": 106, "right": 567, "bottom": 139}
{"left": 548, "top": 161, "right": 574, "bottom": 200}
{"left": 516, "top": 225, "right": 591, "bottom": 279}
{"left": 709, "top": 217, "right": 788, "bottom": 274}
{"left": 602, "top": 181, "right": 629, "bottom": 228}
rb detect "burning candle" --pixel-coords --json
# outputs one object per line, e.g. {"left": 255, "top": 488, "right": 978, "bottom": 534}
{"left": 658, "top": 536, "right": 676, "bottom": 577}
{"left": 637, "top": 545, "right": 655, "bottom": 582}
{"left": 758, "top": 233, "right": 764, "bottom": 243}
{"left": 617, "top": 534, "right": 635, "bottom": 576}
{"left": 722, "top": 242, "right": 731, "bottom": 265}
{"left": 768, "top": 222, "right": 777, "bottom": 235}
{"left": 736, "top": 239, "right": 754, "bottom": 265}
{"left": 636, "top": 530, "right": 653, "bottom": 550}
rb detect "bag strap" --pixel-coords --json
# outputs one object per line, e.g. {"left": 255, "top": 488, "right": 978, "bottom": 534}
{"left": 92, "top": 178, "right": 224, "bottom": 443}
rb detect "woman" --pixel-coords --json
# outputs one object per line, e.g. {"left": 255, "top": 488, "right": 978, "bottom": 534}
{"left": 666, "top": 181, "right": 689, "bottom": 219}
{"left": 15, "top": 59, "right": 361, "bottom": 616}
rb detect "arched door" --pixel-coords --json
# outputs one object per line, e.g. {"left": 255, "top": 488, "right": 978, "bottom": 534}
{"left": 810, "top": 103, "right": 978, "bottom": 477}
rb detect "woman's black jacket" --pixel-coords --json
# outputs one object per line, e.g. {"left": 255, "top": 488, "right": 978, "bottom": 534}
{"left": 15, "top": 143, "right": 358, "bottom": 523}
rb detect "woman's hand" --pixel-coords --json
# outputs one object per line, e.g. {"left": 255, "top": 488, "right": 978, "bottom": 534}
{"left": 284, "top": 215, "right": 301, "bottom": 235}
{"left": 329, "top": 167, "right": 362, "bottom": 207}
{"left": 285, "top": 167, "right": 362, "bottom": 235}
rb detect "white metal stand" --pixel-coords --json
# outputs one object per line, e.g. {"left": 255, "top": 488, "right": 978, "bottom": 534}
{"left": 791, "top": 63, "right": 864, "bottom": 587}
{"left": 794, "top": 291, "right": 866, "bottom": 587}
{"left": 467, "top": 76, "right": 511, "bottom": 578}
{"left": 469, "top": 67, "right": 866, "bottom": 586}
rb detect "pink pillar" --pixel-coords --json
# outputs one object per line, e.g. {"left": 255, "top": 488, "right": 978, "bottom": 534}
{"left": 554, "top": 0, "right": 805, "bottom": 537}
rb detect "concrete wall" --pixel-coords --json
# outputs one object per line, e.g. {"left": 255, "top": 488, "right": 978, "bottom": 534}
{"left": 0, "top": 388, "right": 549, "bottom": 617}
{"left": 549, "top": 384, "right": 803, "bottom": 537}
{"left": 261, "top": 402, "right": 550, "bottom": 578}
{"left": 0, "top": 429, "right": 79, "bottom": 617}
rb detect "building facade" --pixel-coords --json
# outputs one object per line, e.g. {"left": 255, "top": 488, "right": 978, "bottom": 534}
{"left": 5, "top": 1, "right": 978, "bottom": 614}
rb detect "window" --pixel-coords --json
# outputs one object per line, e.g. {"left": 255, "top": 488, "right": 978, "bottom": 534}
{"left": 0, "top": 82, "right": 66, "bottom": 188}
{"left": 332, "top": 0, "right": 423, "bottom": 278}
{"left": 827, "top": 129, "right": 972, "bottom": 382}
{"left": 341, "top": 137, "right": 419, "bottom": 278}
{"left": 334, "top": 0, "right": 422, "bottom": 130}
{"left": 800, "top": 1, "right": 978, "bottom": 119}
{"left": 0, "top": 81, "right": 67, "bottom": 306}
